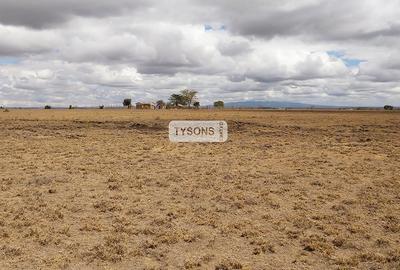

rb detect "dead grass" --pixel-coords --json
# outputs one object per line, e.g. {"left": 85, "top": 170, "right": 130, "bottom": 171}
{"left": 0, "top": 109, "right": 399, "bottom": 269}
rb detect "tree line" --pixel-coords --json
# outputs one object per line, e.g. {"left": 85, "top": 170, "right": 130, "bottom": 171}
{"left": 34, "top": 89, "right": 224, "bottom": 110}
{"left": 120, "top": 89, "right": 224, "bottom": 109}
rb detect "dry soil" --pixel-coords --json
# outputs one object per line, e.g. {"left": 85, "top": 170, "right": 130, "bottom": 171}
{"left": 0, "top": 109, "right": 399, "bottom": 269}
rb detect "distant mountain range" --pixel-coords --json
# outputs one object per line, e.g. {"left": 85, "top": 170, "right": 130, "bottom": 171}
{"left": 222, "top": 100, "right": 340, "bottom": 108}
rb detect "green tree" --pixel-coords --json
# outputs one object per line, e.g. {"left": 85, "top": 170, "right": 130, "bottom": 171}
{"left": 169, "top": 94, "right": 186, "bottom": 107}
{"left": 123, "top": 98, "right": 132, "bottom": 108}
{"left": 213, "top": 101, "right": 224, "bottom": 108}
{"left": 180, "top": 89, "right": 198, "bottom": 108}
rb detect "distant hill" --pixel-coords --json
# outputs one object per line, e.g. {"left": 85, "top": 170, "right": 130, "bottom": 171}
{"left": 222, "top": 100, "right": 338, "bottom": 108}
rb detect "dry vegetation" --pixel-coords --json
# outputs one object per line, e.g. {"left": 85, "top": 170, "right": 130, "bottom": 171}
{"left": 0, "top": 109, "right": 399, "bottom": 269}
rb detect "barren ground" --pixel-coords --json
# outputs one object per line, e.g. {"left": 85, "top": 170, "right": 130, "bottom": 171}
{"left": 0, "top": 109, "right": 399, "bottom": 270}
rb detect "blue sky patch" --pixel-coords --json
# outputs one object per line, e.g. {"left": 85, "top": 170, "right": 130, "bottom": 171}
{"left": 0, "top": 57, "right": 20, "bottom": 65}
{"left": 343, "top": 58, "right": 365, "bottom": 67}
{"left": 204, "top": 25, "right": 213, "bottom": 32}
{"left": 204, "top": 24, "right": 226, "bottom": 32}
{"left": 327, "top": 50, "right": 366, "bottom": 67}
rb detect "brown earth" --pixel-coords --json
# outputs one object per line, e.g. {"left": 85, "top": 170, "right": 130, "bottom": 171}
{"left": 0, "top": 109, "right": 399, "bottom": 270}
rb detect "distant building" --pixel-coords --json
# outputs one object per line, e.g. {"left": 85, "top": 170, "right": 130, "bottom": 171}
{"left": 136, "top": 102, "right": 155, "bottom": 109}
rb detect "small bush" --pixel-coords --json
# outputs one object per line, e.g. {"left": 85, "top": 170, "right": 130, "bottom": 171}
{"left": 384, "top": 105, "right": 394, "bottom": 110}
{"left": 99, "top": 105, "right": 104, "bottom": 109}
{"left": 44, "top": 105, "right": 51, "bottom": 109}
{"left": 214, "top": 101, "right": 224, "bottom": 108}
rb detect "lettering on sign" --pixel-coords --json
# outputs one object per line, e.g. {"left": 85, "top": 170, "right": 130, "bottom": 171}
{"left": 169, "top": 121, "right": 228, "bottom": 142}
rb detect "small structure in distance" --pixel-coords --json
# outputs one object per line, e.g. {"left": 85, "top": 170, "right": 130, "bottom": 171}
{"left": 136, "top": 102, "right": 155, "bottom": 109}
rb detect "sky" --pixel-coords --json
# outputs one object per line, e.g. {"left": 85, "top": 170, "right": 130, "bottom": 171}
{"left": 0, "top": 0, "right": 399, "bottom": 107}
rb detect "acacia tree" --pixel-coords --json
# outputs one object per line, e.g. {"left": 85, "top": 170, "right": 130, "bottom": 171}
{"left": 169, "top": 94, "right": 186, "bottom": 107}
{"left": 180, "top": 89, "right": 197, "bottom": 108}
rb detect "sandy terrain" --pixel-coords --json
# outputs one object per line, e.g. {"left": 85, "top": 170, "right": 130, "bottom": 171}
{"left": 0, "top": 109, "right": 399, "bottom": 269}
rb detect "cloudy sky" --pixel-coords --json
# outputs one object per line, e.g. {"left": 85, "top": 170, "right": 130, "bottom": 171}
{"left": 0, "top": 0, "right": 399, "bottom": 107}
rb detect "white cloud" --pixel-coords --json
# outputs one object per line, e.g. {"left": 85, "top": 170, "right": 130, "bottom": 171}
{"left": 0, "top": 0, "right": 399, "bottom": 106}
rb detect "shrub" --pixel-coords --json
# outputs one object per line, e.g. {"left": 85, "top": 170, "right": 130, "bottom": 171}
{"left": 44, "top": 105, "right": 51, "bottom": 109}
{"left": 384, "top": 105, "right": 394, "bottom": 110}
{"left": 214, "top": 100, "right": 224, "bottom": 108}
{"left": 99, "top": 105, "right": 104, "bottom": 109}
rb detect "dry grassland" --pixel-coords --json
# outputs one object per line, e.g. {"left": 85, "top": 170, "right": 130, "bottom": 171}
{"left": 0, "top": 109, "right": 399, "bottom": 269}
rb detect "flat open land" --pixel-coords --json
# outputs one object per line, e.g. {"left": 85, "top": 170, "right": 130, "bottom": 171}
{"left": 0, "top": 109, "right": 399, "bottom": 270}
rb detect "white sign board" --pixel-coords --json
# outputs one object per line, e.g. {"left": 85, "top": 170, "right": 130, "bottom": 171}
{"left": 169, "top": 121, "right": 228, "bottom": 142}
